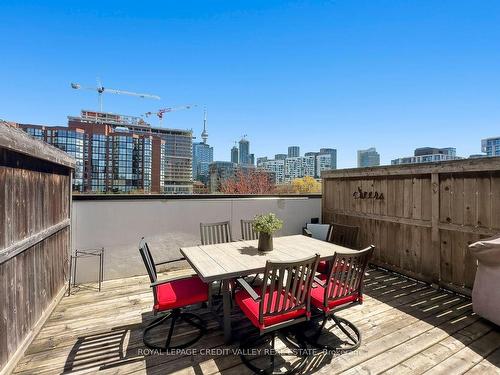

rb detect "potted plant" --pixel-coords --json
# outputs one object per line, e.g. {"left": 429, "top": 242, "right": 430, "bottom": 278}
{"left": 253, "top": 213, "right": 283, "bottom": 252}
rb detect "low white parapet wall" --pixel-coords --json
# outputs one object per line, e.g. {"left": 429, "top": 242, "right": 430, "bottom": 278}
{"left": 72, "top": 195, "right": 322, "bottom": 281}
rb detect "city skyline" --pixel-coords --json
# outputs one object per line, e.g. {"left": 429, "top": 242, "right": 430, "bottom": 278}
{"left": 7, "top": 101, "right": 496, "bottom": 168}
{"left": 17, "top": 108, "right": 494, "bottom": 177}
{"left": 1, "top": 1, "right": 499, "bottom": 168}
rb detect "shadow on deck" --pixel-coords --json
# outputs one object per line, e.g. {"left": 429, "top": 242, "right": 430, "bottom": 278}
{"left": 13, "top": 267, "right": 500, "bottom": 375}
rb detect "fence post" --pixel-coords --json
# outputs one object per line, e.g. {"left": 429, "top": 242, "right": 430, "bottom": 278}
{"left": 431, "top": 172, "right": 441, "bottom": 284}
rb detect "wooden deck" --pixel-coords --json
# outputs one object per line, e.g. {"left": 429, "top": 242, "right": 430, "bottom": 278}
{"left": 13, "top": 267, "right": 500, "bottom": 375}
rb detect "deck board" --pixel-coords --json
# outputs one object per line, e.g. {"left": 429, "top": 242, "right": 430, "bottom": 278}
{"left": 13, "top": 267, "right": 499, "bottom": 375}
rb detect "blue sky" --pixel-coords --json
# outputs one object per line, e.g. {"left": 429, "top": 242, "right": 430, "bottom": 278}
{"left": 1, "top": 1, "right": 499, "bottom": 167}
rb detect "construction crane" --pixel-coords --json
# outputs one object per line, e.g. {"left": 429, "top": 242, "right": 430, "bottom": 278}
{"left": 70, "top": 78, "right": 160, "bottom": 112}
{"left": 144, "top": 104, "right": 197, "bottom": 126}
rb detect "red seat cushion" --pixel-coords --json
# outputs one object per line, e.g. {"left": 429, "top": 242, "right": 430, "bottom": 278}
{"left": 317, "top": 260, "right": 329, "bottom": 274}
{"left": 235, "top": 287, "right": 308, "bottom": 330}
{"left": 310, "top": 274, "right": 360, "bottom": 312}
{"left": 154, "top": 276, "right": 208, "bottom": 311}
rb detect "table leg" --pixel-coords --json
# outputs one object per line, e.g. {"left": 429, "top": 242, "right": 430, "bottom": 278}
{"left": 222, "top": 279, "right": 232, "bottom": 343}
{"left": 207, "top": 282, "right": 213, "bottom": 310}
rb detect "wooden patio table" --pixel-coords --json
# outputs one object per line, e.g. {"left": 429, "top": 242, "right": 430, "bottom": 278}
{"left": 180, "top": 234, "right": 358, "bottom": 343}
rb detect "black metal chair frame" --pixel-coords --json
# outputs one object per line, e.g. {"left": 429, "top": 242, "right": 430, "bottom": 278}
{"left": 236, "top": 254, "right": 320, "bottom": 375}
{"left": 139, "top": 238, "right": 206, "bottom": 352}
{"left": 301, "top": 246, "right": 374, "bottom": 352}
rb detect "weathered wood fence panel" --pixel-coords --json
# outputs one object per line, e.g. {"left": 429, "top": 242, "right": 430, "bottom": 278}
{"left": 322, "top": 158, "right": 500, "bottom": 296}
{"left": 0, "top": 124, "right": 74, "bottom": 374}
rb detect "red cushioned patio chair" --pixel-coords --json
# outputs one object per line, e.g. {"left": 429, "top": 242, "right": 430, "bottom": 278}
{"left": 302, "top": 245, "right": 374, "bottom": 351}
{"left": 139, "top": 238, "right": 208, "bottom": 351}
{"left": 235, "top": 254, "right": 320, "bottom": 374}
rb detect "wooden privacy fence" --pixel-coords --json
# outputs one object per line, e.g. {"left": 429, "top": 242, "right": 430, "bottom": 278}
{"left": 0, "top": 124, "right": 74, "bottom": 373}
{"left": 322, "top": 158, "right": 500, "bottom": 296}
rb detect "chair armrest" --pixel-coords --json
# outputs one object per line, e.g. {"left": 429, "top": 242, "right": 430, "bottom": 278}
{"left": 150, "top": 274, "right": 196, "bottom": 288}
{"left": 313, "top": 276, "right": 326, "bottom": 288}
{"left": 236, "top": 277, "right": 261, "bottom": 301}
{"left": 302, "top": 228, "right": 312, "bottom": 237}
{"left": 155, "top": 257, "right": 185, "bottom": 266}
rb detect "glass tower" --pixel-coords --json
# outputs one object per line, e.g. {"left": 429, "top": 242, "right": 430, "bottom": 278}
{"left": 239, "top": 138, "right": 250, "bottom": 165}
{"left": 288, "top": 146, "right": 300, "bottom": 158}
{"left": 231, "top": 146, "right": 239, "bottom": 164}
{"left": 193, "top": 142, "right": 214, "bottom": 184}
{"left": 357, "top": 147, "right": 380, "bottom": 167}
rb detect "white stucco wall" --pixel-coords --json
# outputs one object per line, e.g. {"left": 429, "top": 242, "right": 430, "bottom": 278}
{"left": 71, "top": 196, "right": 321, "bottom": 281}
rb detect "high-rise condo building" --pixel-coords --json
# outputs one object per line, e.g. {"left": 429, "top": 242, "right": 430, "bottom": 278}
{"left": 20, "top": 110, "right": 193, "bottom": 194}
{"left": 275, "top": 154, "right": 287, "bottom": 160}
{"left": 310, "top": 148, "right": 337, "bottom": 178}
{"left": 391, "top": 147, "right": 462, "bottom": 165}
{"left": 249, "top": 153, "right": 255, "bottom": 166}
{"left": 22, "top": 125, "right": 86, "bottom": 192}
{"left": 260, "top": 159, "right": 285, "bottom": 184}
{"left": 319, "top": 148, "right": 337, "bottom": 169}
{"left": 256, "top": 157, "right": 268, "bottom": 167}
{"left": 284, "top": 156, "right": 315, "bottom": 182}
{"left": 481, "top": 137, "right": 500, "bottom": 157}
{"left": 192, "top": 111, "right": 213, "bottom": 184}
{"left": 258, "top": 147, "right": 337, "bottom": 182}
{"left": 357, "top": 147, "right": 380, "bottom": 167}
{"left": 239, "top": 138, "right": 250, "bottom": 165}
{"left": 208, "top": 161, "right": 237, "bottom": 193}
{"left": 288, "top": 146, "right": 300, "bottom": 158}
{"left": 231, "top": 145, "right": 239, "bottom": 164}
{"left": 192, "top": 142, "right": 213, "bottom": 184}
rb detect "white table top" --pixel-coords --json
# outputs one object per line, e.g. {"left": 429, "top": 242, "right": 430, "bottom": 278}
{"left": 180, "top": 234, "right": 357, "bottom": 282}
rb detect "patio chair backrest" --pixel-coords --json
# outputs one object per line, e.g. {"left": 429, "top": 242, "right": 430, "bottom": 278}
{"left": 200, "top": 221, "right": 233, "bottom": 245}
{"left": 328, "top": 223, "right": 359, "bottom": 249}
{"left": 139, "top": 238, "right": 157, "bottom": 284}
{"left": 259, "top": 254, "right": 320, "bottom": 325}
{"left": 322, "top": 246, "right": 374, "bottom": 309}
{"left": 241, "top": 219, "right": 259, "bottom": 240}
{"left": 306, "top": 223, "right": 333, "bottom": 241}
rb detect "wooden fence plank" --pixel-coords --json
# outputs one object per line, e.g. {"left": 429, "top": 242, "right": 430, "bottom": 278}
{"left": 421, "top": 177, "right": 432, "bottom": 221}
{"left": 463, "top": 177, "right": 476, "bottom": 227}
{"left": 439, "top": 175, "right": 452, "bottom": 224}
{"left": 403, "top": 178, "right": 413, "bottom": 219}
{"left": 430, "top": 173, "right": 440, "bottom": 282}
{"left": 451, "top": 231, "right": 466, "bottom": 287}
{"left": 440, "top": 230, "right": 453, "bottom": 284}
{"left": 491, "top": 174, "right": 500, "bottom": 230}
{"left": 464, "top": 232, "right": 480, "bottom": 289}
{"left": 412, "top": 178, "right": 422, "bottom": 220}
{"left": 451, "top": 175, "right": 464, "bottom": 225}
{"left": 476, "top": 174, "right": 491, "bottom": 228}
